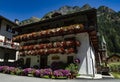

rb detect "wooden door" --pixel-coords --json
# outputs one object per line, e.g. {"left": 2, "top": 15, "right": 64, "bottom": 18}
{"left": 67, "top": 56, "right": 73, "bottom": 64}
{"left": 25, "top": 58, "right": 31, "bottom": 68}
{"left": 40, "top": 55, "right": 48, "bottom": 68}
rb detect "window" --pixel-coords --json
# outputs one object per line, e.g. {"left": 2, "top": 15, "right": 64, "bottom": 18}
{"left": 117, "top": 59, "right": 119, "bottom": 62}
{"left": 67, "top": 56, "right": 73, "bottom": 64}
{"left": 6, "top": 25, "right": 12, "bottom": 32}
{"left": 6, "top": 25, "right": 15, "bottom": 34}
{"left": 111, "top": 59, "right": 113, "bottom": 62}
{"left": 25, "top": 58, "right": 31, "bottom": 68}
{"left": 4, "top": 53, "right": 9, "bottom": 62}
{"left": 114, "top": 58, "right": 116, "bottom": 60}
{"left": 52, "top": 55, "right": 60, "bottom": 60}
{"left": 6, "top": 37, "right": 11, "bottom": 41}
{"left": 12, "top": 30, "right": 15, "bottom": 34}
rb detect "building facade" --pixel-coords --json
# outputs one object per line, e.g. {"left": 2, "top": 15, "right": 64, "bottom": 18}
{"left": 13, "top": 9, "right": 99, "bottom": 76}
{"left": 0, "top": 15, "right": 19, "bottom": 65}
{"left": 107, "top": 54, "right": 120, "bottom": 64}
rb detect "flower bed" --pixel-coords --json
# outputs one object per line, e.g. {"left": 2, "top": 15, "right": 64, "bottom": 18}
{"left": 0, "top": 66, "right": 77, "bottom": 79}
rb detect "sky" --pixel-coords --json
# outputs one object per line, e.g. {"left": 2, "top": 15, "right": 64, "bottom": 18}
{"left": 0, "top": 0, "right": 120, "bottom": 22}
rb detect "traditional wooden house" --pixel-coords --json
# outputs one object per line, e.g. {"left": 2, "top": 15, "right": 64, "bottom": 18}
{"left": 12, "top": 8, "right": 99, "bottom": 76}
{"left": 107, "top": 54, "right": 120, "bottom": 64}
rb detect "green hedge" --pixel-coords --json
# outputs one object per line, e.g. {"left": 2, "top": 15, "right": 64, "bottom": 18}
{"left": 108, "top": 63, "right": 120, "bottom": 72}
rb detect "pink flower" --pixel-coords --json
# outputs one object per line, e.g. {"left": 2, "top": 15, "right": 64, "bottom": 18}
{"left": 74, "top": 58, "right": 80, "bottom": 64}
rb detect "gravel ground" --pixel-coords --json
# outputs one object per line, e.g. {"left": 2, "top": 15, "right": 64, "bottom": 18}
{"left": 0, "top": 73, "right": 120, "bottom": 82}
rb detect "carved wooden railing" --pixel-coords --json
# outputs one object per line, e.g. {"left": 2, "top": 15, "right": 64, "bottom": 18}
{"left": 0, "top": 40, "right": 19, "bottom": 50}
{"left": 13, "top": 24, "right": 84, "bottom": 42}
{"left": 19, "top": 40, "right": 80, "bottom": 56}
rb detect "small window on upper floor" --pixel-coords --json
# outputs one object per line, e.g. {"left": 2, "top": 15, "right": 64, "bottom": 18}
{"left": 6, "top": 25, "right": 12, "bottom": 32}
{"left": 12, "top": 30, "right": 15, "bottom": 34}
{"left": 6, "top": 25, "right": 15, "bottom": 34}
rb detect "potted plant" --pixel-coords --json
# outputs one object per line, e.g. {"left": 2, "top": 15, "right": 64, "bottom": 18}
{"left": 65, "top": 63, "right": 78, "bottom": 79}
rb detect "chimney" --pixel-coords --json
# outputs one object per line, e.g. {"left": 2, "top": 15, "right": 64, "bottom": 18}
{"left": 14, "top": 19, "right": 19, "bottom": 24}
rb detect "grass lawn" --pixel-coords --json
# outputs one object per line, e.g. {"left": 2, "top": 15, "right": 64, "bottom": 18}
{"left": 111, "top": 72, "right": 120, "bottom": 79}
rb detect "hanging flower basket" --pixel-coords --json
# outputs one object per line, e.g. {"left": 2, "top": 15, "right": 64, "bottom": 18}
{"left": 46, "top": 43, "right": 53, "bottom": 48}
{"left": 74, "top": 24, "right": 84, "bottom": 33}
{"left": 53, "top": 42, "right": 57, "bottom": 47}
{"left": 32, "top": 33, "right": 37, "bottom": 38}
{"left": 22, "top": 34, "right": 27, "bottom": 40}
{"left": 47, "top": 49, "right": 52, "bottom": 54}
{"left": 60, "top": 41, "right": 65, "bottom": 47}
{"left": 58, "top": 48, "right": 64, "bottom": 53}
{"left": 55, "top": 28, "right": 63, "bottom": 35}
{"left": 65, "top": 48, "right": 75, "bottom": 54}
{"left": 55, "top": 42, "right": 60, "bottom": 47}
{"left": 13, "top": 24, "right": 84, "bottom": 42}
{"left": 39, "top": 44, "right": 44, "bottom": 49}
{"left": 40, "top": 31, "right": 46, "bottom": 37}
{"left": 66, "top": 41, "right": 74, "bottom": 47}
{"left": 67, "top": 26, "right": 74, "bottom": 34}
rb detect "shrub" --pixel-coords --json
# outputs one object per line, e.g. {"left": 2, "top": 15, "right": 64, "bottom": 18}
{"left": 15, "top": 68, "right": 23, "bottom": 75}
{"left": 53, "top": 69, "right": 64, "bottom": 77}
{"left": 23, "top": 68, "right": 35, "bottom": 76}
{"left": 0, "top": 65, "right": 76, "bottom": 79}
{"left": 60, "top": 69, "right": 71, "bottom": 77}
{"left": 33, "top": 70, "right": 40, "bottom": 77}
{"left": 43, "top": 68, "right": 52, "bottom": 76}
{"left": 2, "top": 66, "right": 10, "bottom": 74}
{"left": 39, "top": 69, "right": 45, "bottom": 77}
{"left": 9, "top": 67, "right": 16, "bottom": 74}
{"left": 53, "top": 69, "right": 71, "bottom": 78}
{"left": 109, "top": 63, "right": 120, "bottom": 72}
{"left": 51, "top": 61, "right": 67, "bottom": 70}
{"left": 66, "top": 63, "right": 78, "bottom": 73}
{"left": 0, "top": 66, "right": 3, "bottom": 72}
{"left": 65, "top": 63, "right": 78, "bottom": 78}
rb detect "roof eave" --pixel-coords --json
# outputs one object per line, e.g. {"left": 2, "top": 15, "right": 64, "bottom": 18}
{"left": 13, "top": 8, "right": 97, "bottom": 30}
{"left": 0, "top": 15, "right": 18, "bottom": 26}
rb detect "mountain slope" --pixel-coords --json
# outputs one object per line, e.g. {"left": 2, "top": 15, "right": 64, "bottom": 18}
{"left": 97, "top": 6, "right": 120, "bottom": 54}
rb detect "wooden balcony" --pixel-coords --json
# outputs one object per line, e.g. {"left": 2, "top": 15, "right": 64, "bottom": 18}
{"left": 0, "top": 35, "right": 19, "bottom": 50}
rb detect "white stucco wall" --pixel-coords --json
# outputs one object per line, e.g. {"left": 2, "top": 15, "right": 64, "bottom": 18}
{"left": 19, "top": 55, "right": 40, "bottom": 67}
{"left": 20, "top": 53, "right": 75, "bottom": 67}
{"left": 0, "top": 35, "right": 5, "bottom": 41}
{"left": 47, "top": 53, "right": 75, "bottom": 66}
{"left": 19, "top": 32, "right": 96, "bottom": 75}
{"left": 76, "top": 33, "right": 96, "bottom": 75}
